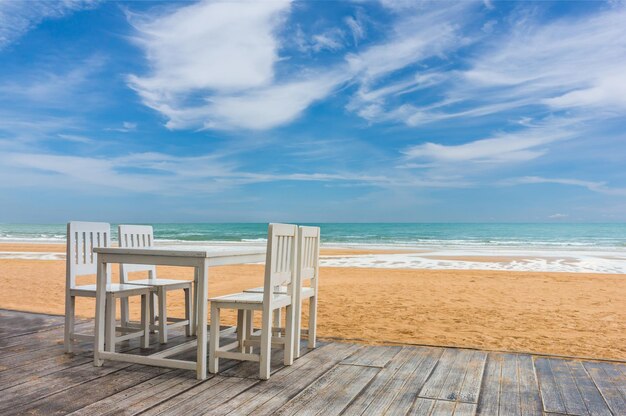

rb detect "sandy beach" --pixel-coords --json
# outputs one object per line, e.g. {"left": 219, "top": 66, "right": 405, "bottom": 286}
{"left": 0, "top": 243, "right": 624, "bottom": 360}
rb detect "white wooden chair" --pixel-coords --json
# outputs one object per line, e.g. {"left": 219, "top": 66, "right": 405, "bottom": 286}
{"left": 244, "top": 225, "right": 320, "bottom": 358}
{"left": 118, "top": 225, "right": 193, "bottom": 344}
{"left": 209, "top": 223, "right": 298, "bottom": 380}
{"left": 64, "top": 221, "right": 152, "bottom": 353}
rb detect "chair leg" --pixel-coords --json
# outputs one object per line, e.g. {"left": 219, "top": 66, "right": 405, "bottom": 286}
{"left": 105, "top": 294, "right": 116, "bottom": 353}
{"left": 273, "top": 308, "right": 282, "bottom": 336}
{"left": 141, "top": 294, "right": 150, "bottom": 348}
{"left": 245, "top": 310, "right": 254, "bottom": 353}
{"left": 259, "top": 308, "right": 272, "bottom": 380}
{"left": 294, "top": 299, "right": 303, "bottom": 359}
{"left": 120, "top": 297, "right": 129, "bottom": 328}
{"left": 184, "top": 287, "right": 191, "bottom": 337}
{"left": 284, "top": 304, "right": 295, "bottom": 366}
{"left": 64, "top": 293, "right": 75, "bottom": 353}
{"left": 191, "top": 269, "right": 200, "bottom": 335}
{"left": 149, "top": 293, "right": 157, "bottom": 333}
{"left": 158, "top": 288, "right": 167, "bottom": 344}
{"left": 236, "top": 310, "right": 245, "bottom": 353}
{"left": 308, "top": 295, "right": 317, "bottom": 349}
{"left": 191, "top": 279, "right": 198, "bottom": 336}
{"left": 209, "top": 303, "right": 220, "bottom": 374}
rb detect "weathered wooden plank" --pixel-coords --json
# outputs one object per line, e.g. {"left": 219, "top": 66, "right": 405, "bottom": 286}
{"left": 0, "top": 351, "right": 92, "bottom": 391}
{"left": 0, "top": 359, "right": 132, "bottom": 413}
{"left": 430, "top": 400, "right": 456, "bottom": 416}
{"left": 272, "top": 364, "right": 378, "bottom": 416}
{"left": 584, "top": 361, "right": 626, "bottom": 415}
{"left": 0, "top": 320, "right": 92, "bottom": 354}
{"left": 454, "top": 402, "right": 477, "bottom": 416}
{"left": 343, "top": 347, "right": 441, "bottom": 415}
{"left": 9, "top": 364, "right": 169, "bottom": 415}
{"left": 67, "top": 369, "right": 201, "bottom": 416}
{"left": 340, "top": 345, "right": 401, "bottom": 368}
{"left": 210, "top": 342, "right": 360, "bottom": 416}
{"left": 410, "top": 400, "right": 476, "bottom": 416}
{"left": 141, "top": 376, "right": 258, "bottom": 416}
{"left": 342, "top": 347, "right": 422, "bottom": 415}
{"left": 385, "top": 348, "right": 443, "bottom": 415}
{"left": 458, "top": 350, "right": 487, "bottom": 403}
{"left": 0, "top": 310, "right": 65, "bottom": 339}
{"left": 567, "top": 361, "right": 612, "bottom": 416}
{"left": 549, "top": 358, "right": 589, "bottom": 415}
{"left": 535, "top": 357, "right": 567, "bottom": 414}
{"left": 420, "top": 349, "right": 462, "bottom": 399}
{"left": 476, "top": 353, "right": 502, "bottom": 416}
{"left": 0, "top": 331, "right": 193, "bottom": 411}
{"left": 499, "top": 353, "right": 521, "bottom": 416}
{"left": 597, "top": 362, "right": 626, "bottom": 399}
{"left": 517, "top": 355, "right": 543, "bottom": 416}
{"left": 410, "top": 397, "right": 436, "bottom": 415}
{"left": 439, "top": 349, "right": 474, "bottom": 402}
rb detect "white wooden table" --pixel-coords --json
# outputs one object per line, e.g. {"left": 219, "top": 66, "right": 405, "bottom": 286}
{"left": 92, "top": 246, "right": 266, "bottom": 380}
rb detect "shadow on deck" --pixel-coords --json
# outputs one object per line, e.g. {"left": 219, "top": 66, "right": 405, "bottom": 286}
{"left": 0, "top": 309, "right": 624, "bottom": 415}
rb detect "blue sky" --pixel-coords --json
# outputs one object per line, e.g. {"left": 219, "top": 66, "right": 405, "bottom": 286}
{"left": 1, "top": 0, "right": 626, "bottom": 223}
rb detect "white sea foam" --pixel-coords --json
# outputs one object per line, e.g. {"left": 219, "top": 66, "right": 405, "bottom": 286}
{"left": 1, "top": 240, "right": 625, "bottom": 273}
{"left": 320, "top": 247, "right": 626, "bottom": 274}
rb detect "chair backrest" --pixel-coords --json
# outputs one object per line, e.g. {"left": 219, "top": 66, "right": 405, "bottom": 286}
{"left": 298, "top": 226, "right": 320, "bottom": 293}
{"left": 263, "top": 223, "right": 298, "bottom": 304}
{"left": 66, "top": 221, "right": 111, "bottom": 288}
{"left": 118, "top": 224, "right": 157, "bottom": 281}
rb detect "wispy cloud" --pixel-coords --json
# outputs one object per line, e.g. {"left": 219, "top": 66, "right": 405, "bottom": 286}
{"left": 105, "top": 121, "right": 137, "bottom": 133}
{"left": 0, "top": 55, "right": 106, "bottom": 108}
{"left": 403, "top": 118, "right": 577, "bottom": 165}
{"left": 386, "top": 4, "right": 626, "bottom": 126}
{"left": 0, "top": 0, "right": 99, "bottom": 49}
{"left": 505, "top": 176, "right": 626, "bottom": 197}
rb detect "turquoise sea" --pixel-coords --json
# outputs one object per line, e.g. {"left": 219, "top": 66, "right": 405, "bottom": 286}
{"left": 1, "top": 223, "right": 625, "bottom": 249}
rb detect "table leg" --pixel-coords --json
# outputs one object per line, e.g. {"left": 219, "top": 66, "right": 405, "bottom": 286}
{"left": 191, "top": 268, "right": 198, "bottom": 336}
{"left": 196, "top": 260, "right": 208, "bottom": 380}
{"left": 94, "top": 259, "right": 107, "bottom": 366}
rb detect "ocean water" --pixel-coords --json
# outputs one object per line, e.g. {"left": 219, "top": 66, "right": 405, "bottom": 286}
{"left": 1, "top": 222, "right": 625, "bottom": 248}
{"left": 2, "top": 223, "right": 626, "bottom": 273}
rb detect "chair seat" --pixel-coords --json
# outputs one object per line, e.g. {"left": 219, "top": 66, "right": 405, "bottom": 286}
{"left": 126, "top": 278, "right": 192, "bottom": 289}
{"left": 244, "top": 286, "right": 315, "bottom": 298}
{"left": 71, "top": 283, "right": 153, "bottom": 297}
{"left": 210, "top": 292, "right": 291, "bottom": 308}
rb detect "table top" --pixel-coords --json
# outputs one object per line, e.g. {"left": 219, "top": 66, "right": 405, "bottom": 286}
{"left": 93, "top": 245, "right": 266, "bottom": 259}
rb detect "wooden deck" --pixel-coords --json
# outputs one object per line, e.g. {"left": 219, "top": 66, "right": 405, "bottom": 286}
{"left": 1, "top": 310, "right": 624, "bottom": 416}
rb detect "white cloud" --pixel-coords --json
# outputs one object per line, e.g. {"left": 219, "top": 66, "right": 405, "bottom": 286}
{"left": 128, "top": 1, "right": 477, "bottom": 131}
{"left": 311, "top": 28, "right": 345, "bottom": 52}
{"left": 345, "top": 3, "right": 476, "bottom": 120}
{"left": 346, "top": 4, "right": 470, "bottom": 83}
{"left": 404, "top": 5, "right": 626, "bottom": 125}
{"left": 548, "top": 213, "right": 568, "bottom": 219}
{"left": 344, "top": 14, "right": 366, "bottom": 45}
{"left": 127, "top": 0, "right": 347, "bottom": 131}
{"left": 0, "top": 145, "right": 471, "bottom": 196}
{"left": 0, "top": 55, "right": 105, "bottom": 107}
{"left": 56, "top": 134, "right": 93, "bottom": 144}
{"left": 346, "top": 3, "right": 626, "bottom": 137}
{"left": 0, "top": 0, "right": 99, "bottom": 49}
{"left": 506, "top": 176, "right": 626, "bottom": 197}
{"left": 105, "top": 121, "right": 137, "bottom": 133}
{"left": 128, "top": 1, "right": 289, "bottom": 93}
{"left": 403, "top": 118, "right": 575, "bottom": 164}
